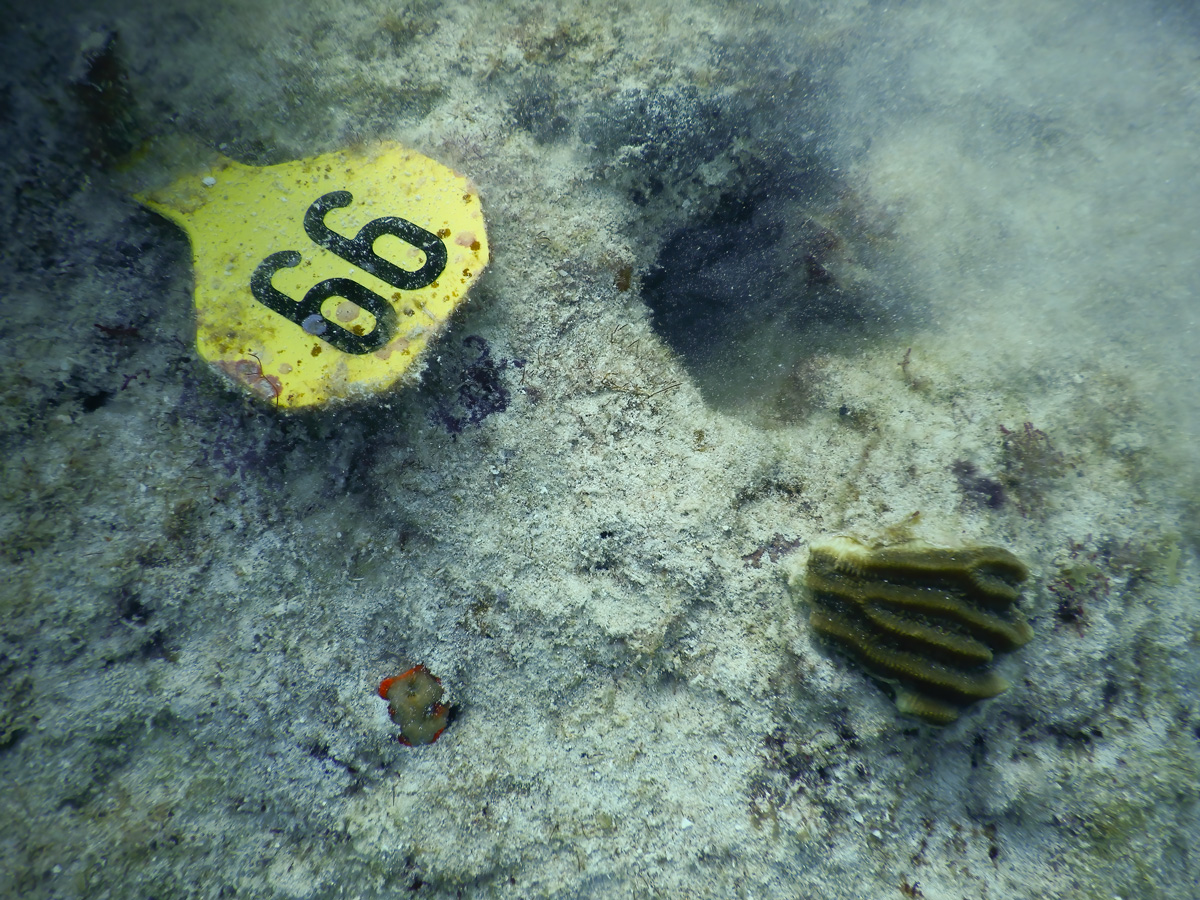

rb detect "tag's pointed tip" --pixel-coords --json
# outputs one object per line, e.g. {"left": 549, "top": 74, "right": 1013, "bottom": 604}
{"left": 130, "top": 138, "right": 247, "bottom": 219}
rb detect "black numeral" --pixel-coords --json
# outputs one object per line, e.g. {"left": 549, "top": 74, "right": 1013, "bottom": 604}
{"left": 248, "top": 191, "right": 448, "bottom": 354}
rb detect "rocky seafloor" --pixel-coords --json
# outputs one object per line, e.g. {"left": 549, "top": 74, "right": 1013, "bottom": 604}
{"left": 2, "top": 1, "right": 1199, "bottom": 897}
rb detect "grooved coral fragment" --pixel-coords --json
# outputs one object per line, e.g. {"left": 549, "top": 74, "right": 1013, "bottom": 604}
{"left": 800, "top": 536, "right": 1033, "bottom": 725}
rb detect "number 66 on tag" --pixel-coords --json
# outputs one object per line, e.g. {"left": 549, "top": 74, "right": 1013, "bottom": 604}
{"left": 136, "top": 142, "right": 488, "bottom": 409}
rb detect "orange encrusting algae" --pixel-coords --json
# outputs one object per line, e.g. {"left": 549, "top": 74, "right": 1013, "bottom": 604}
{"left": 379, "top": 665, "right": 451, "bottom": 746}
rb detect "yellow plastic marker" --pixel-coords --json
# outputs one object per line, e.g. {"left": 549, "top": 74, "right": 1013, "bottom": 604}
{"left": 136, "top": 142, "right": 488, "bottom": 409}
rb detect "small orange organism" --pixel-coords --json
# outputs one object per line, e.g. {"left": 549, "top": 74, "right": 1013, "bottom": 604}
{"left": 378, "top": 665, "right": 451, "bottom": 746}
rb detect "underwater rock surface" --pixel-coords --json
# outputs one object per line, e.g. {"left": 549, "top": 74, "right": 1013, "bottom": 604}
{"left": 2, "top": 1, "right": 1199, "bottom": 898}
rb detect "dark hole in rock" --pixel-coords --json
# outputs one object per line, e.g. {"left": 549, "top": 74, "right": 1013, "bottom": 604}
{"left": 582, "top": 81, "right": 915, "bottom": 426}
{"left": 641, "top": 152, "right": 908, "bottom": 425}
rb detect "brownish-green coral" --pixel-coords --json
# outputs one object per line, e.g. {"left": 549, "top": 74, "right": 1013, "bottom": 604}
{"left": 794, "top": 536, "right": 1033, "bottom": 725}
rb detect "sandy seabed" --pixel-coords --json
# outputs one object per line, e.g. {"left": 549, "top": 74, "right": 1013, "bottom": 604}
{"left": 1, "top": 0, "right": 1198, "bottom": 897}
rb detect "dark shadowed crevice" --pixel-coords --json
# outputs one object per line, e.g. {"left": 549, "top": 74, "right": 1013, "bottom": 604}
{"left": 640, "top": 148, "right": 909, "bottom": 425}
{"left": 582, "top": 82, "right": 914, "bottom": 426}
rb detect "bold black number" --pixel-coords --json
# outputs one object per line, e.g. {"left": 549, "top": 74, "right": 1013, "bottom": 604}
{"left": 248, "top": 190, "right": 446, "bottom": 353}
{"left": 251, "top": 254, "right": 397, "bottom": 354}
{"left": 304, "top": 191, "right": 447, "bottom": 290}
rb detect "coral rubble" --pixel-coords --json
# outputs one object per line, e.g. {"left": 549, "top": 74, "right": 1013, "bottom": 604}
{"left": 795, "top": 536, "right": 1033, "bottom": 725}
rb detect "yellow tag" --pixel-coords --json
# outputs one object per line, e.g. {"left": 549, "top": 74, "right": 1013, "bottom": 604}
{"left": 136, "top": 142, "right": 488, "bottom": 409}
